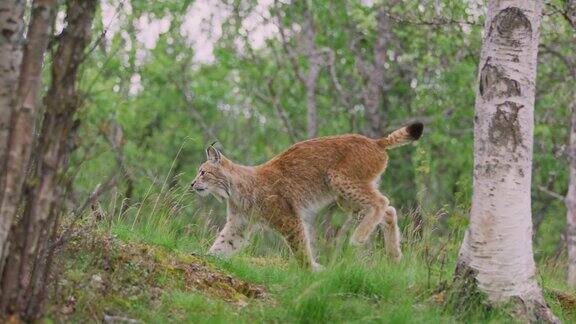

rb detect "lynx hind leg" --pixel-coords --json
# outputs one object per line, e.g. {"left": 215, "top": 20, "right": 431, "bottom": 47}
{"left": 328, "top": 171, "right": 390, "bottom": 246}
{"left": 350, "top": 194, "right": 389, "bottom": 246}
{"left": 381, "top": 206, "right": 402, "bottom": 260}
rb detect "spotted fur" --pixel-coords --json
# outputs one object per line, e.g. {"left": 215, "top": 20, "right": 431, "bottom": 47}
{"left": 191, "top": 123, "right": 423, "bottom": 270}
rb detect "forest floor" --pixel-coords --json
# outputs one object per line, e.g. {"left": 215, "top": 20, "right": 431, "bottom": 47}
{"left": 44, "top": 209, "right": 576, "bottom": 323}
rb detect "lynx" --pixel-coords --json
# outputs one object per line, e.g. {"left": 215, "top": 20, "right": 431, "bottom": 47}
{"left": 191, "top": 123, "right": 423, "bottom": 270}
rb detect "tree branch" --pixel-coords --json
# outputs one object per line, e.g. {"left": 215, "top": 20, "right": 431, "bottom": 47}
{"left": 537, "top": 185, "right": 566, "bottom": 201}
{"left": 168, "top": 66, "right": 218, "bottom": 142}
{"left": 539, "top": 43, "right": 576, "bottom": 79}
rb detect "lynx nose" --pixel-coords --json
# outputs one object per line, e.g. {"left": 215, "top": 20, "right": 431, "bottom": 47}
{"left": 190, "top": 181, "right": 196, "bottom": 189}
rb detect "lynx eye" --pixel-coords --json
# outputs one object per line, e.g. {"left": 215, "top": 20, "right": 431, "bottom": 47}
{"left": 199, "top": 170, "right": 206, "bottom": 176}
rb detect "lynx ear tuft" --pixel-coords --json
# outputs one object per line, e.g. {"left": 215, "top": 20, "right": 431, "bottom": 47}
{"left": 206, "top": 145, "right": 221, "bottom": 163}
{"left": 406, "top": 122, "right": 424, "bottom": 141}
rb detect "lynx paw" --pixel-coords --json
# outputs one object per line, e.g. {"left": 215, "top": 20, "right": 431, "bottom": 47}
{"left": 311, "top": 262, "right": 325, "bottom": 272}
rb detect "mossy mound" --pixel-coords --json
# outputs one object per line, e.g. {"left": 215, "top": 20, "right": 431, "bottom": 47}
{"left": 46, "top": 221, "right": 266, "bottom": 322}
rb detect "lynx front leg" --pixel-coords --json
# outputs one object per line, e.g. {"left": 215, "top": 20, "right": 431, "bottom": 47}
{"left": 277, "top": 218, "right": 319, "bottom": 271}
{"left": 300, "top": 216, "right": 324, "bottom": 272}
{"left": 208, "top": 205, "right": 248, "bottom": 257}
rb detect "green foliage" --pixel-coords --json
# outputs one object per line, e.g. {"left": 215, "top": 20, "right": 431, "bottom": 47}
{"left": 59, "top": 0, "right": 576, "bottom": 322}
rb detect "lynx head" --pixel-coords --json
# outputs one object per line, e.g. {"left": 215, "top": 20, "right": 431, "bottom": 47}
{"left": 191, "top": 145, "right": 230, "bottom": 201}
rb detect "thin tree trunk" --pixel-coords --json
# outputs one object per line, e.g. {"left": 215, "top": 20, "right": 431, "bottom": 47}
{"left": 566, "top": 94, "right": 576, "bottom": 287}
{"left": 351, "top": 2, "right": 397, "bottom": 138}
{"left": 273, "top": 0, "right": 319, "bottom": 139}
{"left": 269, "top": 81, "right": 298, "bottom": 143}
{"left": 175, "top": 71, "right": 218, "bottom": 141}
{"left": 361, "top": 6, "right": 393, "bottom": 138}
{"left": 302, "top": 0, "right": 320, "bottom": 139}
{"left": 0, "top": 0, "right": 97, "bottom": 319}
{"left": 565, "top": 95, "right": 576, "bottom": 287}
{"left": 0, "top": 0, "right": 25, "bottom": 166}
{"left": 452, "top": 1, "right": 558, "bottom": 322}
{"left": 566, "top": 0, "right": 576, "bottom": 28}
{"left": 0, "top": 0, "right": 25, "bottom": 274}
{"left": 0, "top": 0, "right": 56, "bottom": 281}
{"left": 565, "top": 0, "right": 576, "bottom": 289}
{"left": 253, "top": 79, "right": 298, "bottom": 143}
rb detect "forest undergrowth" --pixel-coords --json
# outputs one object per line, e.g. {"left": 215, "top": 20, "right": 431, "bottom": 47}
{"left": 44, "top": 183, "right": 576, "bottom": 323}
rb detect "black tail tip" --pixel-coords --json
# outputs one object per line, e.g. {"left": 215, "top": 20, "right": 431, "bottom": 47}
{"left": 407, "top": 122, "right": 424, "bottom": 140}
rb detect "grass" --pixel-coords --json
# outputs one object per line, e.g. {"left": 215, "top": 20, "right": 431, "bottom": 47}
{"left": 44, "top": 182, "right": 576, "bottom": 323}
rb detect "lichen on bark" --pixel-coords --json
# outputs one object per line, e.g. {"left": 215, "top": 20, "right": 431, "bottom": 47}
{"left": 489, "top": 7, "right": 533, "bottom": 46}
{"left": 479, "top": 62, "right": 521, "bottom": 100}
{"left": 488, "top": 101, "right": 524, "bottom": 151}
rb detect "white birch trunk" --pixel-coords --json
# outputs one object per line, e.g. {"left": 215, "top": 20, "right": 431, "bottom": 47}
{"left": 455, "top": 0, "right": 557, "bottom": 321}
{"left": 566, "top": 94, "right": 576, "bottom": 287}
{"left": 565, "top": 0, "right": 576, "bottom": 289}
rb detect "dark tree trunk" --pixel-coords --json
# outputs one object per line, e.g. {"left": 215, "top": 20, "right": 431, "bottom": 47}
{"left": 0, "top": 0, "right": 57, "bottom": 286}
{"left": 0, "top": 0, "right": 25, "bottom": 172}
{"left": 302, "top": 0, "right": 321, "bottom": 138}
{"left": 353, "top": 3, "right": 396, "bottom": 139}
{"left": 362, "top": 6, "right": 393, "bottom": 138}
{"left": 0, "top": 0, "right": 97, "bottom": 320}
{"left": 0, "top": 0, "right": 26, "bottom": 276}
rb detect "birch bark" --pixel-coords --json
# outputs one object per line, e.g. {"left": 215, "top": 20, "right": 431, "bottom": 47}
{"left": 567, "top": 94, "right": 576, "bottom": 287}
{"left": 454, "top": 1, "right": 557, "bottom": 322}
{"left": 564, "top": 0, "right": 576, "bottom": 289}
